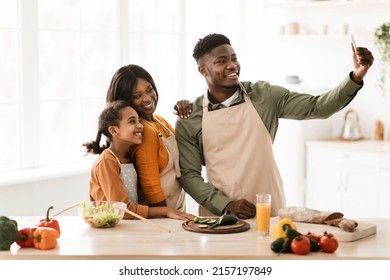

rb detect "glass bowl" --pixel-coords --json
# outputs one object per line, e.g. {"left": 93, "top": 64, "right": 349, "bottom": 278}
{"left": 78, "top": 201, "right": 126, "bottom": 228}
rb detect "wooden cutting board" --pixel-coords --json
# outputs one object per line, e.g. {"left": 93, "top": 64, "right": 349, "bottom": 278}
{"left": 182, "top": 220, "right": 250, "bottom": 234}
{"left": 271, "top": 218, "right": 376, "bottom": 242}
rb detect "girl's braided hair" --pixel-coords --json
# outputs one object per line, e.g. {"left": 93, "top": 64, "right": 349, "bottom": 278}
{"left": 82, "top": 100, "right": 131, "bottom": 155}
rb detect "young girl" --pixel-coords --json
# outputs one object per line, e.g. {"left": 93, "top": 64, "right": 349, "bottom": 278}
{"left": 83, "top": 100, "right": 194, "bottom": 221}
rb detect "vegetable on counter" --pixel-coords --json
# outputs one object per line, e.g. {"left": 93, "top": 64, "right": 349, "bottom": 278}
{"left": 193, "top": 213, "right": 238, "bottom": 229}
{"left": 80, "top": 201, "right": 122, "bottom": 228}
{"left": 33, "top": 227, "right": 60, "bottom": 250}
{"left": 270, "top": 237, "right": 285, "bottom": 253}
{"left": 271, "top": 217, "right": 297, "bottom": 240}
{"left": 290, "top": 235, "right": 311, "bottom": 255}
{"left": 270, "top": 222, "right": 338, "bottom": 255}
{"left": 305, "top": 232, "right": 321, "bottom": 243}
{"left": 16, "top": 227, "right": 36, "bottom": 248}
{"left": 208, "top": 214, "right": 238, "bottom": 229}
{"left": 37, "top": 206, "right": 61, "bottom": 236}
{"left": 0, "top": 216, "right": 18, "bottom": 251}
{"left": 319, "top": 232, "right": 339, "bottom": 253}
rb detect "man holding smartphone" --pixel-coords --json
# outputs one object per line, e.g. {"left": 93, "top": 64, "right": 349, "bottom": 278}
{"left": 175, "top": 33, "right": 374, "bottom": 219}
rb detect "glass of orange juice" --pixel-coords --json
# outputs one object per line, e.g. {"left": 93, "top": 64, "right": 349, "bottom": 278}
{"left": 256, "top": 194, "right": 271, "bottom": 236}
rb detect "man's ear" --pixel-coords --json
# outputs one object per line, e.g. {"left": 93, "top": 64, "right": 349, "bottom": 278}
{"left": 198, "top": 66, "right": 207, "bottom": 77}
{"left": 108, "top": 126, "right": 117, "bottom": 136}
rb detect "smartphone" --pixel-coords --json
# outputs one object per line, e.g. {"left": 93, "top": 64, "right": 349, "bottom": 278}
{"left": 350, "top": 34, "right": 357, "bottom": 52}
{"left": 350, "top": 34, "right": 360, "bottom": 64}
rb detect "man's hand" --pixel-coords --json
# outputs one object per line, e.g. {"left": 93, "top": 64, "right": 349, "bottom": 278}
{"left": 173, "top": 100, "right": 192, "bottom": 119}
{"left": 351, "top": 44, "right": 374, "bottom": 84}
{"left": 224, "top": 199, "right": 256, "bottom": 219}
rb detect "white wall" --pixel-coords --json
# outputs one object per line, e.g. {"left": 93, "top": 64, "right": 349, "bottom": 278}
{"left": 0, "top": 173, "right": 90, "bottom": 216}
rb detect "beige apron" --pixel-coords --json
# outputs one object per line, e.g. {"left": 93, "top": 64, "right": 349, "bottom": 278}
{"left": 144, "top": 119, "right": 186, "bottom": 212}
{"left": 201, "top": 86, "right": 285, "bottom": 217}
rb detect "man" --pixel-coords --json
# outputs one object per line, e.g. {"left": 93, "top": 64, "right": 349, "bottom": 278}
{"left": 175, "top": 33, "right": 374, "bottom": 219}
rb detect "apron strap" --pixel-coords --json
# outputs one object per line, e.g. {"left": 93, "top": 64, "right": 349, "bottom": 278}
{"left": 106, "top": 148, "right": 121, "bottom": 166}
{"left": 143, "top": 117, "right": 174, "bottom": 138}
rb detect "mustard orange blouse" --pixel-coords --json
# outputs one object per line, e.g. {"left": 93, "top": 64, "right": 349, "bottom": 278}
{"left": 133, "top": 115, "right": 174, "bottom": 205}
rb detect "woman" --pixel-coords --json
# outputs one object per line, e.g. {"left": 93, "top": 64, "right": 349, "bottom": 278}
{"left": 106, "top": 65, "right": 189, "bottom": 211}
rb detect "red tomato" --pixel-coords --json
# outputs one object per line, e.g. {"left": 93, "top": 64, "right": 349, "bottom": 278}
{"left": 305, "top": 232, "right": 320, "bottom": 243}
{"left": 290, "top": 235, "right": 311, "bottom": 255}
{"left": 318, "top": 231, "right": 328, "bottom": 238}
{"left": 319, "top": 233, "right": 339, "bottom": 253}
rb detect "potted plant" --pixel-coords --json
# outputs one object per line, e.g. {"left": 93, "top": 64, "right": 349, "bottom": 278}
{"left": 374, "top": 22, "right": 390, "bottom": 96}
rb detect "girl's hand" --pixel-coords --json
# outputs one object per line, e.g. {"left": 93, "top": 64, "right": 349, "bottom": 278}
{"left": 166, "top": 208, "right": 196, "bottom": 221}
{"left": 173, "top": 100, "right": 192, "bottom": 119}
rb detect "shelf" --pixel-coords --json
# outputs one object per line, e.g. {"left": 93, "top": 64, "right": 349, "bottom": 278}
{"left": 267, "top": 34, "right": 374, "bottom": 41}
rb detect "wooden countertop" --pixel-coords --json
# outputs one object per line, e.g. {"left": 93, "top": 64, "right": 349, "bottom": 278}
{"left": 1, "top": 216, "right": 390, "bottom": 260}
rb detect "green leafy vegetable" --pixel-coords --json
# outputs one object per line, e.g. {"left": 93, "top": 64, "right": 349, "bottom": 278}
{"left": 80, "top": 201, "right": 121, "bottom": 228}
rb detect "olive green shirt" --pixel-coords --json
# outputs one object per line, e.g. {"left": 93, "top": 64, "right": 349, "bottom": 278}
{"left": 175, "top": 73, "right": 363, "bottom": 215}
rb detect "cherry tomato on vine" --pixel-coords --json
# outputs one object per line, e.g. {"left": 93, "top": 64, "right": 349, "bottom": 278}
{"left": 290, "top": 235, "right": 311, "bottom": 255}
{"left": 319, "top": 233, "right": 339, "bottom": 253}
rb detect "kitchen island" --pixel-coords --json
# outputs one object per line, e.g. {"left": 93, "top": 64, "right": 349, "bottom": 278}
{"left": 1, "top": 216, "right": 389, "bottom": 260}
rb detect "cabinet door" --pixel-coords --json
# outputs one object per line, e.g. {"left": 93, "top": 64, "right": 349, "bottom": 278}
{"left": 378, "top": 168, "right": 390, "bottom": 217}
{"left": 343, "top": 163, "right": 379, "bottom": 218}
{"left": 305, "top": 147, "right": 346, "bottom": 212}
{"left": 306, "top": 145, "right": 387, "bottom": 218}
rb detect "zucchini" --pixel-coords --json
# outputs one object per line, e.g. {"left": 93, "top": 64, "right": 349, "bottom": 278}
{"left": 270, "top": 237, "right": 285, "bottom": 253}
{"left": 197, "top": 224, "right": 209, "bottom": 228}
{"left": 279, "top": 238, "right": 293, "bottom": 253}
{"left": 193, "top": 217, "right": 217, "bottom": 224}
{"left": 208, "top": 214, "right": 238, "bottom": 229}
{"left": 309, "top": 238, "right": 320, "bottom": 252}
{"left": 285, "top": 228, "right": 302, "bottom": 239}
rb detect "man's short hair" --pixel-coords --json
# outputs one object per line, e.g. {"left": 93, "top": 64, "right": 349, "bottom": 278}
{"left": 192, "top": 33, "right": 231, "bottom": 63}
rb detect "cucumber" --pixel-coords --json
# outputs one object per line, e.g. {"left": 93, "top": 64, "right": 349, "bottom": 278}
{"left": 197, "top": 224, "right": 209, "bottom": 228}
{"left": 309, "top": 238, "right": 320, "bottom": 252}
{"left": 285, "top": 228, "right": 302, "bottom": 239}
{"left": 193, "top": 217, "right": 217, "bottom": 224}
{"left": 198, "top": 218, "right": 211, "bottom": 224}
{"left": 206, "top": 219, "right": 217, "bottom": 224}
{"left": 270, "top": 237, "right": 285, "bottom": 253}
{"left": 208, "top": 214, "right": 238, "bottom": 229}
{"left": 279, "top": 238, "right": 293, "bottom": 253}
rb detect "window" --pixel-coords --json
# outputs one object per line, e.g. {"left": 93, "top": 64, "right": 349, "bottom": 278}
{"left": 0, "top": 0, "right": 265, "bottom": 180}
{"left": 1, "top": 0, "right": 120, "bottom": 173}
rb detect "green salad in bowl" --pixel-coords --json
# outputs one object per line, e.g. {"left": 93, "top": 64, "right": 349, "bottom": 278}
{"left": 78, "top": 201, "right": 126, "bottom": 228}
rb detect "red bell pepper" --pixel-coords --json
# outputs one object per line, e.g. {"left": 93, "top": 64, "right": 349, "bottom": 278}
{"left": 37, "top": 206, "right": 61, "bottom": 236}
{"left": 16, "top": 227, "right": 36, "bottom": 248}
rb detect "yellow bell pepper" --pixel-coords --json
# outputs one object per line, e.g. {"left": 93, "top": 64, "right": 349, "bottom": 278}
{"left": 272, "top": 217, "right": 297, "bottom": 240}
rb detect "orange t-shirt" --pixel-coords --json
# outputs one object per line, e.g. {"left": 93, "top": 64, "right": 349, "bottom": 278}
{"left": 133, "top": 115, "right": 174, "bottom": 205}
{"left": 89, "top": 149, "right": 149, "bottom": 219}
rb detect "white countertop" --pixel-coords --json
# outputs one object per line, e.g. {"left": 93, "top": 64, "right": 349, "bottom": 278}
{"left": 1, "top": 216, "right": 390, "bottom": 260}
{"left": 306, "top": 139, "right": 390, "bottom": 153}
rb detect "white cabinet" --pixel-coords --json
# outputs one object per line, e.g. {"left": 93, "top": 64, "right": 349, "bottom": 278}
{"left": 379, "top": 168, "right": 390, "bottom": 216}
{"left": 305, "top": 140, "right": 390, "bottom": 218}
